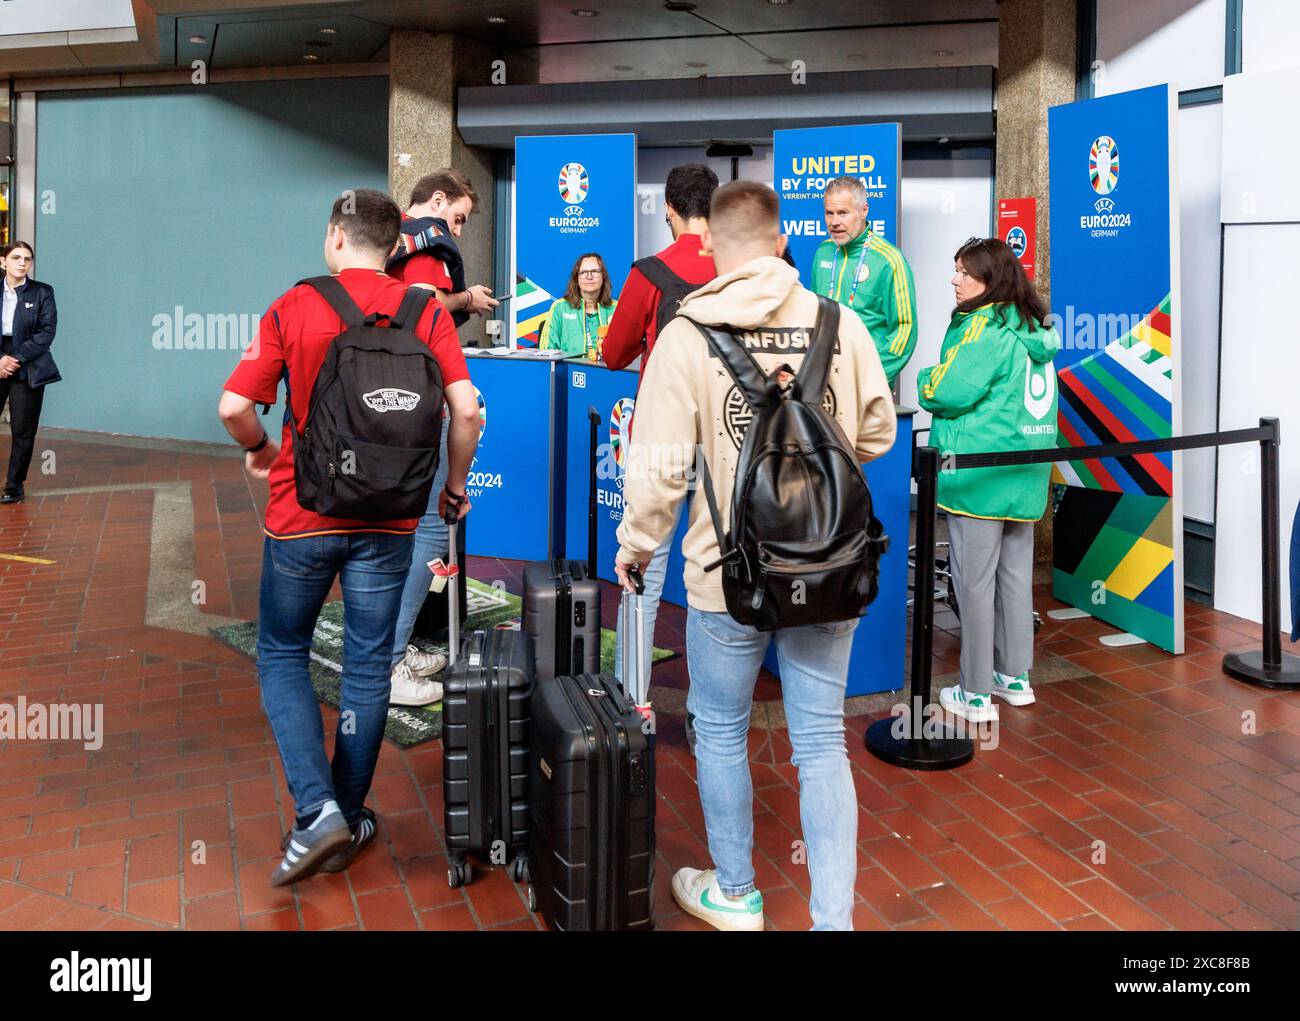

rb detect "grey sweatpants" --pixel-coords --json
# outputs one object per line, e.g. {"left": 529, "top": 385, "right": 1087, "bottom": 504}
{"left": 947, "top": 514, "right": 1035, "bottom": 696}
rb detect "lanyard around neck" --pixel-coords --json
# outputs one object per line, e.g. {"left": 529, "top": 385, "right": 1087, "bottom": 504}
{"left": 582, "top": 304, "right": 605, "bottom": 352}
{"left": 836, "top": 234, "right": 870, "bottom": 308}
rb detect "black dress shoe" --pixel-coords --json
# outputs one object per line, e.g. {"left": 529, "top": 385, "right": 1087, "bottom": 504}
{"left": 0, "top": 488, "right": 24, "bottom": 504}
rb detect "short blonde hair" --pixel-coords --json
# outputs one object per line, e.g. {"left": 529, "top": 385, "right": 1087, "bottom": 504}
{"left": 708, "top": 181, "right": 780, "bottom": 249}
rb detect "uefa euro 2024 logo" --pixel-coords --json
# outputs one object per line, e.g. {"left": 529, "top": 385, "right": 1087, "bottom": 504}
{"left": 609, "top": 398, "right": 634, "bottom": 472}
{"left": 559, "top": 162, "right": 589, "bottom": 207}
{"left": 1089, "top": 135, "right": 1119, "bottom": 196}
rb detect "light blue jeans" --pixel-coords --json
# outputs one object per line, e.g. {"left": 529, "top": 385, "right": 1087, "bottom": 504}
{"left": 686, "top": 608, "right": 859, "bottom": 931}
{"left": 390, "top": 424, "right": 451, "bottom": 667}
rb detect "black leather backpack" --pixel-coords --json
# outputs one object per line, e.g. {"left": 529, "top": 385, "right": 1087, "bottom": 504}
{"left": 688, "top": 296, "right": 888, "bottom": 631}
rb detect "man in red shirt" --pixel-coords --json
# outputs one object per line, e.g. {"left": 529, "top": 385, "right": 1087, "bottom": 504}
{"left": 217, "top": 189, "right": 481, "bottom": 887}
{"left": 603, "top": 163, "right": 718, "bottom": 379}
{"left": 604, "top": 165, "right": 718, "bottom": 733}
{"left": 389, "top": 169, "right": 498, "bottom": 322}
{"left": 383, "top": 169, "right": 498, "bottom": 702}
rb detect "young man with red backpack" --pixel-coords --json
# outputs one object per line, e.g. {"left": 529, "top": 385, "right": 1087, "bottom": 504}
{"left": 217, "top": 189, "right": 482, "bottom": 887}
{"left": 603, "top": 163, "right": 719, "bottom": 710}
{"left": 615, "top": 182, "right": 896, "bottom": 931}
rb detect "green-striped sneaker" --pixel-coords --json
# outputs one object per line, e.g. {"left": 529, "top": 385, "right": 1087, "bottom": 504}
{"left": 992, "top": 670, "right": 1036, "bottom": 706}
{"left": 671, "top": 868, "right": 764, "bottom": 932}
{"left": 938, "top": 684, "right": 999, "bottom": 724}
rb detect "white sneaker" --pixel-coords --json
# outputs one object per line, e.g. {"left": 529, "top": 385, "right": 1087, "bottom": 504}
{"left": 671, "top": 867, "right": 765, "bottom": 932}
{"left": 938, "top": 684, "right": 999, "bottom": 724}
{"left": 403, "top": 644, "right": 447, "bottom": 678}
{"left": 992, "top": 670, "right": 1036, "bottom": 706}
{"left": 389, "top": 661, "right": 443, "bottom": 707}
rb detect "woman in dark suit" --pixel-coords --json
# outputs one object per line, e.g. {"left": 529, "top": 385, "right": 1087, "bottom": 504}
{"left": 0, "top": 241, "right": 60, "bottom": 504}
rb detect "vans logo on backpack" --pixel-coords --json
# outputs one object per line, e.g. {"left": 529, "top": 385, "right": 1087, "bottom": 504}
{"left": 362, "top": 388, "right": 421, "bottom": 413}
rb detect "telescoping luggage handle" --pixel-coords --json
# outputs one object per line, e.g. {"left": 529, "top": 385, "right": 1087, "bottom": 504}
{"left": 588, "top": 406, "right": 600, "bottom": 580}
{"left": 619, "top": 565, "right": 650, "bottom": 713}
{"left": 444, "top": 507, "right": 462, "bottom": 668}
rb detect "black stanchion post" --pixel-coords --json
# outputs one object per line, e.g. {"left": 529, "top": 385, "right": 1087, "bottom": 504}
{"left": 1223, "top": 417, "right": 1300, "bottom": 689}
{"left": 866, "top": 445, "right": 975, "bottom": 769}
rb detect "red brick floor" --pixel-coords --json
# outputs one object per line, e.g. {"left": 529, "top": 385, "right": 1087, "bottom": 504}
{"left": 1, "top": 430, "right": 1299, "bottom": 931}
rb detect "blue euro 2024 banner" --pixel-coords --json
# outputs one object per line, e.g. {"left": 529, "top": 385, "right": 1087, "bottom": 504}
{"left": 514, "top": 133, "right": 637, "bottom": 343}
{"left": 1047, "top": 83, "right": 1182, "bottom": 653}
{"left": 773, "top": 122, "right": 902, "bottom": 284}
{"left": 1049, "top": 85, "right": 1173, "bottom": 372}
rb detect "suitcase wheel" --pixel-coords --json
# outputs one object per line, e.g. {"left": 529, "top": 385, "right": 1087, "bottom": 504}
{"left": 526, "top": 884, "right": 537, "bottom": 913}
{"left": 447, "top": 862, "right": 472, "bottom": 889}
{"left": 510, "top": 857, "right": 530, "bottom": 884}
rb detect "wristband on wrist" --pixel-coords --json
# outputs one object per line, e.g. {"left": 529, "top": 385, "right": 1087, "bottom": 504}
{"left": 244, "top": 432, "right": 269, "bottom": 454}
{"left": 443, "top": 484, "right": 465, "bottom": 508}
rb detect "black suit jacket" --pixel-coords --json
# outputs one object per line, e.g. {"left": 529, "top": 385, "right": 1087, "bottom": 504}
{"left": 5, "top": 278, "right": 60, "bottom": 387}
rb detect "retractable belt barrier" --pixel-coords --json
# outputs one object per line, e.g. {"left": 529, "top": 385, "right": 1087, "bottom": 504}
{"left": 867, "top": 416, "right": 1299, "bottom": 771}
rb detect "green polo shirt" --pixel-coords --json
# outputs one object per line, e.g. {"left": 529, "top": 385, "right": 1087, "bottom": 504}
{"left": 810, "top": 229, "right": 917, "bottom": 386}
{"left": 540, "top": 298, "right": 617, "bottom": 356}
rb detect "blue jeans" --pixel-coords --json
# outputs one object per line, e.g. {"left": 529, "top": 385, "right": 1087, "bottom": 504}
{"left": 686, "top": 608, "right": 859, "bottom": 931}
{"left": 390, "top": 424, "right": 451, "bottom": 667}
{"left": 257, "top": 531, "right": 413, "bottom": 826}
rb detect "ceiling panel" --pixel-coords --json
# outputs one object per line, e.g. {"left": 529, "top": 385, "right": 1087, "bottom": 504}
{"left": 520, "top": 19, "right": 999, "bottom": 84}
{"left": 10, "top": 1, "right": 1000, "bottom": 77}
{"left": 700, "top": 0, "right": 1000, "bottom": 34}
{"left": 150, "top": 0, "right": 998, "bottom": 47}
{"left": 189, "top": 15, "right": 389, "bottom": 67}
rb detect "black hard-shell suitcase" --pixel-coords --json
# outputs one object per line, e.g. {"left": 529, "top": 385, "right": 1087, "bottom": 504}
{"left": 441, "top": 519, "right": 534, "bottom": 888}
{"left": 522, "top": 559, "right": 601, "bottom": 682}
{"left": 526, "top": 573, "right": 656, "bottom": 930}
{"left": 523, "top": 407, "right": 602, "bottom": 682}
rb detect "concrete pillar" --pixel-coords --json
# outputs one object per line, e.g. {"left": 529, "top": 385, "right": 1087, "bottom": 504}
{"left": 389, "top": 30, "right": 497, "bottom": 342}
{"left": 996, "top": 0, "right": 1078, "bottom": 560}
{"left": 996, "top": 0, "right": 1077, "bottom": 298}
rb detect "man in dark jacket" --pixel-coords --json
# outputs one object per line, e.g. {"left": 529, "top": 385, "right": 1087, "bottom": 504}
{"left": 0, "top": 241, "right": 59, "bottom": 504}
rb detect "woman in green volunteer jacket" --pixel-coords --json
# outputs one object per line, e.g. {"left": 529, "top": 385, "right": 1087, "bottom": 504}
{"left": 917, "top": 237, "right": 1060, "bottom": 725}
{"left": 540, "top": 252, "right": 617, "bottom": 358}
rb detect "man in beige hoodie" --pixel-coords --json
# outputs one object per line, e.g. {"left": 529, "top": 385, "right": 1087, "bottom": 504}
{"left": 615, "top": 182, "right": 896, "bottom": 931}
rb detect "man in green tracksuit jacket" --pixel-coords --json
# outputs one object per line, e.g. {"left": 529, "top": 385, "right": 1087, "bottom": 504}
{"left": 810, "top": 176, "right": 918, "bottom": 387}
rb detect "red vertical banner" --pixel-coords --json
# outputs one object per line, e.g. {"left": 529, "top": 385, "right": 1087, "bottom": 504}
{"left": 997, "top": 197, "right": 1037, "bottom": 281}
